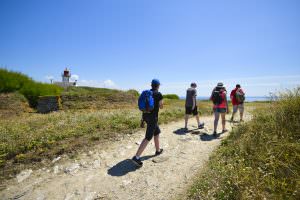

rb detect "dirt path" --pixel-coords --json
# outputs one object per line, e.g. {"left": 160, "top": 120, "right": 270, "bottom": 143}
{"left": 1, "top": 114, "right": 250, "bottom": 200}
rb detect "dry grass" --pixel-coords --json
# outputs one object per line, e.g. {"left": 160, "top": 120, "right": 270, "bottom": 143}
{"left": 186, "top": 88, "right": 300, "bottom": 200}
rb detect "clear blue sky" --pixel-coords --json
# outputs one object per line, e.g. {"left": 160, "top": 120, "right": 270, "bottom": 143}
{"left": 1, "top": 0, "right": 300, "bottom": 96}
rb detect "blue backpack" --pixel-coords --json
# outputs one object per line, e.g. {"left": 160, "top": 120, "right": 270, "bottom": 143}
{"left": 138, "top": 90, "right": 155, "bottom": 113}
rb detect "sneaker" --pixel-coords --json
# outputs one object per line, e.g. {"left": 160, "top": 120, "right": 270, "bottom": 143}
{"left": 222, "top": 129, "right": 228, "bottom": 133}
{"left": 198, "top": 123, "right": 205, "bottom": 129}
{"left": 132, "top": 156, "right": 143, "bottom": 167}
{"left": 183, "top": 127, "right": 189, "bottom": 133}
{"left": 213, "top": 131, "right": 218, "bottom": 137}
{"left": 155, "top": 149, "right": 163, "bottom": 156}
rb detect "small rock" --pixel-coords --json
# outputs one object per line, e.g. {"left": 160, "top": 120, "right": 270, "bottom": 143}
{"left": 122, "top": 179, "right": 132, "bottom": 186}
{"left": 87, "top": 151, "right": 93, "bottom": 156}
{"left": 92, "top": 159, "right": 101, "bottom": 168}
{"left": 135, "top": 141, "right": 140, "bottom": 145}
{"left": 64, "top": 163, "right": 80, "bottom": 174}
{"left": 16, "top": 169, "right": 33, "bottom": 183}
{"left": 84, "top": 192, "right": 96, "bottom": 200}
{"left": 126, "top": 145, "right": 133, "bottom": 149}
{"left": 52, "top": 156, "right": 61, "bottom": 163}
{"left": 53, "top": 165, "right": 59, "bottom": 174}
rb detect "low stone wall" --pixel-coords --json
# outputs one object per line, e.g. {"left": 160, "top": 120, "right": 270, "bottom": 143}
{"left": 37, "top": 96, "right": 61, "bottom": 113}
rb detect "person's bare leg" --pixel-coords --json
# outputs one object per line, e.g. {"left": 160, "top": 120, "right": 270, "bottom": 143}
{"left": 195, "top": 114, "right": 200, "bottom": 126}
{"left": 231, "top": 112, "right": 235, "bottom": 121}
{"left": 221, "top": 113, "right": 226, "bottom": 131}
{"left": 213, "top": 112, "right": 220, "bottom": 132}
{"left": 154, "top": 135, "right": 160, "bottom": 152}
{"left": 184, "top": 114, "right": 189, "bottom": 128}
{"left": 135, "top": 138, "right": 149, "bottom": 157}
{"left": 240, "top": 111, "right": 243, "bottom": 120}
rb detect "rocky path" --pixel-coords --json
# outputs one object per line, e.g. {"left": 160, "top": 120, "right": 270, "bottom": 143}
{"left": 1, "top": 115, "right": 249, "bottom": 200}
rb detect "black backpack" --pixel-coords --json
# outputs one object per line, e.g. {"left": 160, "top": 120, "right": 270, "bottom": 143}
{"left": 212, "top": 90, "right": 223, "bottom": 105}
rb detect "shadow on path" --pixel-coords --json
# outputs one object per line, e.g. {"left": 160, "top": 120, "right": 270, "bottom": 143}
{"left": 107, "top": 155, "right": 156, "bottom": 177}
{"left": 199, "top": 131, "right": 226, "bottom": 141}
{"left": 173, "top": 128, "right": 201, "bottom": 135}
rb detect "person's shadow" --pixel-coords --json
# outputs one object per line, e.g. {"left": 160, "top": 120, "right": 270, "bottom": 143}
{"left": 173, "top": 128, "right": 202, "bottom": 135}
{"left": 107, "top": 155, "right": 156, "bottom": 177}
{"left": 200, "top": 131, "right": 227, "bottom": 141}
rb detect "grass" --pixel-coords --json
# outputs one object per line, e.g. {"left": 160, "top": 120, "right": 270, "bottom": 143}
{"left": 61, "top": 86, "right": 139, "bottom": 110}
{"left": 0, "top": 68, "right": 62, "bottom": 107}
{"left": 186, "top": 88, "right": 300, "bottom": 200}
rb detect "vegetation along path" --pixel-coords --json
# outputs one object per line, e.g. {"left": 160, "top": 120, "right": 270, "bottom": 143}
{"left": 1, "top": 114, "right": 251, "bottom": 200}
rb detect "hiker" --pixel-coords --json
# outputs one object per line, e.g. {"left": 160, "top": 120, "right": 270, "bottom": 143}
{"left": 230, "top": 84, "right": 245, "bottom": 122}
{"left": 210, "top": 83, "right": 229, "bottom": 137}
{"left": 184, "top": 82, "right": 205, "bottom": 131}
{"left": 132, "top": 79, "right": 164, "bottom": 167}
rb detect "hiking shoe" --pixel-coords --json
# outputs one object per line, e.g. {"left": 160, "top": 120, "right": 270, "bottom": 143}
{"left": 132, "top": 156, "right": 143, "bottom": 167}
{"left": 183, "top": 127, "right": 189, "bottom": 133}
{"left": 240, "top": 119, "right": 244, "bottom": 122}
{"left": 198, "top": 123, "right": 205, "bottom": 129}
{"left": 155, "top": 149, "right": 163, "bottom": 156}
{"left": 213, "top": 131, "right": 218, "bottom": 137}
{"left": 222, "top": 129, "right": 228, "bottom": 133}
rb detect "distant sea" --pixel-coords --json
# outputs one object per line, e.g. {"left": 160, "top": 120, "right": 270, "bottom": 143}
{"left": 180, "top": 96, "right": 271, "bottom": 102}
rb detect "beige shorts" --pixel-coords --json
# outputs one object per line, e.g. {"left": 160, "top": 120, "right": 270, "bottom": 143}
{"left": 233, "top": 104, "right": 244, "bottom": 113}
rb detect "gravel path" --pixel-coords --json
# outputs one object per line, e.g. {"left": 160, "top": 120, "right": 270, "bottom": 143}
{"left": 1, "top": 114, "right": 250, "bottom": 200}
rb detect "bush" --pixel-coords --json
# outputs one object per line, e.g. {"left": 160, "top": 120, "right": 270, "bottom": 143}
{"left": 187, "top": 87, "right": 300, "bottom": 200}
{"left": 163, "top": 94, "right": 180, "bottom": 100}
{"left": 0, "top": 68, "right": 62, "bottom": 107}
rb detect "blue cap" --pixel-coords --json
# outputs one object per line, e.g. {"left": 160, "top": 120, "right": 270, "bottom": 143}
{"left": 151, "top": 79, "right": 160, "bottom": 86}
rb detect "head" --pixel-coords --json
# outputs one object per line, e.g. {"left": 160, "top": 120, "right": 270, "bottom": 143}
{"left": 236, "top": 84, "right": 241, "bottom": 88}
{"left": 216, "top": 82, "right": 226, "bottom": 91}
{"left": 191, "top": 82, "right": 197, "bottom": 88}
{"left": 151, "top": 79, "right": 160, "bottom": 90}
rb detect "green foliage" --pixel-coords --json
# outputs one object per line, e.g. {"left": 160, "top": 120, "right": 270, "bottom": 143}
{"left": 163, "top": 94, "right": 180, "bottom": 100}
{"left": 0, "top": 68, "right": 62, "bottom": 107}
{"left": 61, "top": 87, "right": 138, "bottom": 110}
{"left": 187, "top": 88, "right": 300, "bottom": 200}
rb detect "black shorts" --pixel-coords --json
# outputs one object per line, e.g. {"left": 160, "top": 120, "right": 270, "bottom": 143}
{"left": 185, "top": 106, "right": 198, "bottom": 116}
{"left": 143, "top": 114, "right": 161, "bottom": 141}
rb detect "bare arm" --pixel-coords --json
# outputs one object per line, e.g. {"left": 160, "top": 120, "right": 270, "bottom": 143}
{"left": 225, "top": 95, "right": 229, "bottom": 114}
{"left": 159, "top": 100, "right": 163, "bottom": 109}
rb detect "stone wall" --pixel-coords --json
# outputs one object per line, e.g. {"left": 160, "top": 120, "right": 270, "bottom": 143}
{"left": 37, "top": 96, "right": 61, "bottom": 113}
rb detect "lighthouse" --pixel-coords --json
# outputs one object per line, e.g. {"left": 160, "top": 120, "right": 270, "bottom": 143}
{"left": 62, "top": 68, "right": 71, "bottom": 83}
{"left": 54, "top": 68, "right": 77, "bottom": 88}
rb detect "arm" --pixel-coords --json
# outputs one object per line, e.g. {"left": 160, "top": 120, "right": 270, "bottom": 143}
{"left": 159, "top": 100, "right": 163, "bottom": 109}
{"left": 230, "top": 91, "right": 234, "bottom": 100}
{"left": 225, "top": 94, "right": 229, "bottom": 114}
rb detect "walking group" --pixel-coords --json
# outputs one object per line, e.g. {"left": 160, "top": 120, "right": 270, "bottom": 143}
{"left": 132, "top": 79, "right": 245, "bottom": 167}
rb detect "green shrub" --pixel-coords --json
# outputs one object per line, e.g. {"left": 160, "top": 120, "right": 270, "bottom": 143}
{"left": 163, "top": 94, "right": 180, "bottom": 100}
{"left": 0, "top": 68, "right": 62, "bottom": 107}
{"left": 187, "top": 87, "right": 300, "bottom": 200}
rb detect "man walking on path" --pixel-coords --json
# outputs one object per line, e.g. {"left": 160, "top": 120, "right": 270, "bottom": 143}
{"left": 210, "top": 83, "right": 229, "bottom": 137}
{"left": 132, "top": 79, "right": 164, "bottom": 167}
{"left": 184, "top": 82, "right": 204, "bottom": 131}
{"left": 230, "top": 84, "right": 245, "bottom": 122}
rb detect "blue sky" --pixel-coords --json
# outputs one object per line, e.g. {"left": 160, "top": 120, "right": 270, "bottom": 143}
{"left": 1, "top": 0, "right": 300, "bottom": 96}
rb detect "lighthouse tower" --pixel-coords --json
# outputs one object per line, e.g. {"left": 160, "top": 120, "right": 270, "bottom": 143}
{"left": 53, "top": 68, "right": 76, "bottom": 88}
{"left": 62, "top": 68, "right": 71, "bottom": 83}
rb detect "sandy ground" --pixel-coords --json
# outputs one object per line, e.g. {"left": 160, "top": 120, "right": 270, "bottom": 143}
{"left": 1, "top": 114, "right": 250, "bottom": 200}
